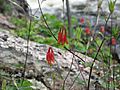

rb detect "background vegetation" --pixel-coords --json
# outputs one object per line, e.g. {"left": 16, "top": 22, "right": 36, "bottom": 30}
{"left": 0, "top": 0, "right": 120, "bottom": 90}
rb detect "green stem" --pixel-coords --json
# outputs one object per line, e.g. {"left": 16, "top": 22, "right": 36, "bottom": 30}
{"left": 87, "top": 38, "right": 105, "bottom": 90}
{"left": 22, "top": 16, "right": 32, "bottom": 85}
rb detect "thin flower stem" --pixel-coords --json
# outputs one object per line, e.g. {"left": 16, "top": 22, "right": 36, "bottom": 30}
{"left": 87, "top": 13, "right": 111, "bottom": 90}
{"left": 9, "top": 0, "right": 33, "bottom": 86}
{"left": 22, "top": 15, "right": 32, "bottom": 84}
{"left": 62, "top": 0, "right": 65, "bottom": 23}
{"left": 113, "top": 62, "right": 115, "bottom": 90}
{"left": 9, "top": 0, "right": 34, "bottom": 85}
{"left": 108, "top": 14, "right": 113, "bottom": 90}
{"left": 108, "top": 13, "right": 113, "bottom": 90}
{"left": 37, "top": 0, "right": 57, "bottom": 41}
{"left": 111, "top": 15, "right": 115, "bottom": 90}
{"left": 62, "top": 55, "right": 74, "bottom": 90}
{"left": 87, "top": 37, "right": 105, "bottom": 90}
{"left": 64, "top": 47, "right": 85, "bottom": 62}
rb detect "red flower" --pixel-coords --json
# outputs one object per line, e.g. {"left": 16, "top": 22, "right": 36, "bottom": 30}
{"left": 80, "top": 17, "right": 84, "bottom": 24}
{"left": 100, "top": 26, "right": 105, "bottom": 33}
{"left": 62, "top": 34, "right": 68, "bottom": 45}
{"left": 85, "top": 27, "right": 90, "bottom": 35}
{"left": 58, "top": 26, "right": 68, "bottom": 45}
{"left": 58, "top": 30, "right": 63, "bottom": 44}
{"left": 46, "top": 47, "right": 54, "bottom": 65}
{"left": 111, "top": 37, "right": 116, "bottom": 45}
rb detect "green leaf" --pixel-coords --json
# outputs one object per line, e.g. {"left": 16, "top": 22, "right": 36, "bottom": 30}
{"left": 98, "top": 0, "right": 103, "bottom": 8}
{"left": 76, "top": 77, "right": 86, "bottom": 85}
{"left": 75, "top": 27, "right": 82, "bottom": 40}
{"left": 6, "top": 86, "right": 16, "bottom": 90}
{"left": 2, "top": 79, "right": 6, "bottom": 90}
{"left": 19, "top": 80, "right": 32, "bottom": 87}
{"left": 108, "top": 0, "right": 116, "bottom": 14}
{"left": 75, "top": 42, "right": 86, "bottom": 53}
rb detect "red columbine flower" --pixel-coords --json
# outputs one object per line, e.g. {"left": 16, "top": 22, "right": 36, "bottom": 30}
{"left": 58, "top": 26, "right": 68, "bottom": 45}
{"left": 111, "top": 37, "right": 116, "bottom": 45}
{"left": 100, "top": 26, "right": 105, "bottom": 33}
{"left": 62, "top": 34, "right": 68, "bottom": 45}
{"left": 80, "top": 17, "right": 84, "bottom": 24}
{"left": 46, "top": 47, "right": 54, "bottom": 65}
{"left": 85, "top": 27, "right": 90, "bottom": 35}
{"left": 58, "top": 29, "right": 63, "bottom": 44}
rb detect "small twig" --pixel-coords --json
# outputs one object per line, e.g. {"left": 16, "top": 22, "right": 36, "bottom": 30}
{"left": 93, "top": 5, "right": 101, "bottom": 35}
{"left": 69, "top": 72, "right": 80, "bottom": 90}
{"left": 69, "top": 54, "right": 87, "bottom": 90}
{"left": 33, "top": 8, "right": 39, "bottom": 16}
{"left": 69, "top": 66, "right": 87, "bottom": 90}
{"left": 78, "top": 66, "right": 87, "bottom": 86}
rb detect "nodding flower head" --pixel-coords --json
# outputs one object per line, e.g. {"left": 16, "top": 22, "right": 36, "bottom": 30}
{"left": 80, "top": 17, "right": 84, "bottom": 24}
{"left": 111, "top": 37, "right": 116, "bottom": 45}
{"left": 46, "top": 47, "right": 55, "bottom": 65}
{"left": 58, "top": 26, "right": 68, "bottom": 45}
{"left": 100, "top": 26, "right": 105, "bottom": 33}
{"left": 85, "top": 27, "right": 91, "bottom": 35}
{"left": 58, "top": 29, "right": 63, "bottom": 44}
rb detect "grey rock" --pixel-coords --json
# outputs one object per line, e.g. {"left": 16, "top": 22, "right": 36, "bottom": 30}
{"left": 116, "top": 45, "right": 120, "bottom": 59}
{"left": 28, "top": 79, "right": 48, "bottom": 90}
{"left": 0, "top": 15, "right": 16, "bottom": 29}
{"left": 1, "top": 34, "right": 8, "bottom": 41}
